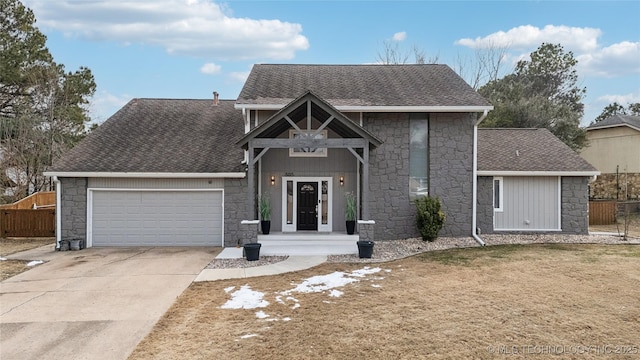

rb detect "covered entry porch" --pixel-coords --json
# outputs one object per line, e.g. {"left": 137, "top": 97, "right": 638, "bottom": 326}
{"left": 236, "top": 91, "right": 382, "bottom": 235}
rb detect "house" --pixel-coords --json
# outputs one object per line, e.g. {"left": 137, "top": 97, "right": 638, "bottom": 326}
{"left": 476, "top": 128, "right": 598, "bottom": 233}
{"left": 45, "top": 64, "right": 596, "bottom": 249}
{"left": 580, "top": 115, "right": 640, "bottom": 200}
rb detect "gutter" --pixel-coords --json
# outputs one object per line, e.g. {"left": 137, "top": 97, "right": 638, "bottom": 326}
{"left": 53, "top": 176, "right": 62, "bottom": 250}
{"left": 472, "top": 110, "right": 489, "bottom": 246}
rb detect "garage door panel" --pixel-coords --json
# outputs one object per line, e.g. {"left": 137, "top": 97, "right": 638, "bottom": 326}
{"left": 92, "top": 190, "right": 223, "bottom": 247}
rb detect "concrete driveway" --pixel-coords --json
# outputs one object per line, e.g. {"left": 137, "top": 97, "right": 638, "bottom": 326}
{"left": 0, "top": 246, "right": 217, "bottom": 360}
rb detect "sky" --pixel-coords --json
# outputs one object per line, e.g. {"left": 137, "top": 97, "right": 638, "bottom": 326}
{"left": 21, "top": 0, "right": 640, "bottom": 127}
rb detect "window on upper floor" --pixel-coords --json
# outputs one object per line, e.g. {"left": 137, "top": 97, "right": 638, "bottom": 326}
{"left": 409, "top": 114, "right": 429, "bottom": 200}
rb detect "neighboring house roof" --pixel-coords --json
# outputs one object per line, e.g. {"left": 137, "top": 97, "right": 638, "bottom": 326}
{"left": 236, "top": 64, "right": 493, "bottom": 111}
{"left": 587, "top": 114, "right": 640, "bottom": 131}
{"left": 477, "top": 128, "right": 599, "bottom": 176}
{"left": 47, "top": 99, "right": 246, "bottom": 176}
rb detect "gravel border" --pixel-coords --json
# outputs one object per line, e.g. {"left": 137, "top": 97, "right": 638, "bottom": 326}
{"left": 204, "top": 233, "right": 638, "bottom": 269}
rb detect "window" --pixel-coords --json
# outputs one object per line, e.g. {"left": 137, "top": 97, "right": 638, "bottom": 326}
{"left": 289, "top": 130, "right": 328, "bottom": 157}
{"left": 409, "top": 114, "right": 429, "bottom": 199}
{"left": 493, "top": 177, "right": 503, "bottom": 212}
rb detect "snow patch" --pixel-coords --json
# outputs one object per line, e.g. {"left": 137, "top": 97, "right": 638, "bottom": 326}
{"left": 221, "top": 285, "right": 269, "bottom": 309}
{"left": 0, "top": 257, "right": 7, "bottom": 261}
{"left": 328, "top": 289, "right": 343, "bottom": 297}
{"left": 26, "top": 260, "right": 44, "bottom": 267}
{"left": 240, "top": 334, "right": 259, "bottom": 339}
{"left": 224, "top": 286, "right": 236, "bottom": 293}
{"left": 255, "top": 310, "right": 269, "bottom": 319}
{"left": 371, "top": 284, "right": 382, "bottom": 288}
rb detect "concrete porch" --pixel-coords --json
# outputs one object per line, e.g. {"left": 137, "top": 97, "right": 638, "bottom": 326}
{"left": 217, "top": 232, "right": 359, "bottom": 258}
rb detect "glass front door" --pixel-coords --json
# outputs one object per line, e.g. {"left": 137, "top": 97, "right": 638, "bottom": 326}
{"left": 282, "top": 177, "right": 332, "bottom": 232}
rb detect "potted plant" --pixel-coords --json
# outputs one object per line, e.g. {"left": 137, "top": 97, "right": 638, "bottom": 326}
{"left": 259, "top": 193, "right": 271, "bottom": 235}
{"left": 345, "top": 191, "right": 356, "bottom": 235}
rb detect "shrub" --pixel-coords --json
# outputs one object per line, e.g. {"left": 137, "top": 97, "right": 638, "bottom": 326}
{"left": 345, "top": 192, "right": 356, "bottom": 221}
{"left": 415, "top": 196, "right": 445, "bottom": 241}
{"left": 259, "top": 193, "right": 271, "bottom": 221}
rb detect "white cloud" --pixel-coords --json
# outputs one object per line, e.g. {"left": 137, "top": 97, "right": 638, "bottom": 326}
{"left": 88, "top": 91, "right": 132, "bottom": 124}
{"left": 577, "top": 41, "right": 640, "bottom": 77}
{"left": 456, "top": 25, "right": 601, "bottom": 53}
{"left": 23, "top": 0, "right": 309, "bottom": 60}
{"left": 200, "top": 62, "right": 221, "bottom": 75}
{"left": 392, "top": 31, "right": 406, "bottom": 42}
{"left": 596, "top": 91, "right": 640, "bottom": 105}
{"left": 229, "top": 70, "right": 250, "bottom": 83}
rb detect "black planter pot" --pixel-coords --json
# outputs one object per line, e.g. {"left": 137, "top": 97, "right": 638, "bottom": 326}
{"left": 244, "top": 243, "right": 262, "bottom": 261}
{"left": 346, "top": 220, "right": 356, "bottom": 235}
{"left": 261, "top": 220, "right": 271, "bottom": 235}
{"left": 357, "top": 240, "right": 374, "bottom": 258}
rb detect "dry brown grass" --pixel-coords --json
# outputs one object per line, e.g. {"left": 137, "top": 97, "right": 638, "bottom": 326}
{"left": 0, "top": 237, "right": 55, "bottom": 281}
{"left": 129, "top": 244, "right": 640, "bottom": 360}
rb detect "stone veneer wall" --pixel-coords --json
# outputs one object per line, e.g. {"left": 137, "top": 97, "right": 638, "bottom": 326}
{"left": 366, "top": 113, "right": 417, "bottom": 240}
{"left": 476, "top": 176, "right": 494, "bottom": 234}
{"left": 60, "top": 177, "right": 87, "bottom": 242}
{"left": 562, "top": 176, "right": 590, "bottom": 234}
{"left": 589, "top": 173, "right": 640, "bottom": 200}
{"left": 429, "top": 113, "right": 475, "bottom": 237}
{"left": 224, "top": 177, "right": 248, "bottom": 247}
{"left": 365, "top": 112, "right": 475, "bottom": 240}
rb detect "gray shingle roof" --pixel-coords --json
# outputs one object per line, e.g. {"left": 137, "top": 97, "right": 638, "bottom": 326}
{"left": 236, "top": 64, "right": 492, "bottom": 108}
{"left": 49, "top": 99, "right": 245, "bottom": 173}
{"left": 587, "top": 114, "right": 640, "bottom": 131}
{"left": 478, "top": 128, "right": 598, "bottom": 173}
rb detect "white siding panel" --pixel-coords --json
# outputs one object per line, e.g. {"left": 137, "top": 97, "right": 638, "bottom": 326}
{"left": 495, "top": 177, "right": 559, "bottom": 231}
{"left": 92, "top": 190, "right": 223, "bottom": 246}
{"left": 88, "top": 178, "right": 224, "bottom": 189}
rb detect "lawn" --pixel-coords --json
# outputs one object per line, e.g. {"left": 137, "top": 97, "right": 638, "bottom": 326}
{"left": 0, "top": 237, "right": 55, "bottom": 281}
{"left": 129, "top": 244, "right": 640, "bottom": 360}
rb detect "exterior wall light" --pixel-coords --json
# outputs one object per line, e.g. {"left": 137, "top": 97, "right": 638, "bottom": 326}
{"left": 340, "top": 176, "right": 344, "bottom": 186}
{"left": 271, "top": 175, "right": 276, "bottom": 185}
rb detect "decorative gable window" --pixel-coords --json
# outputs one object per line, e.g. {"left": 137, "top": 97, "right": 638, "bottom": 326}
{"left": 289, "top": 130, "right": 328, "bottom": 157}
{"left": 409, "top": 114, "right": 429, "bottom": 199}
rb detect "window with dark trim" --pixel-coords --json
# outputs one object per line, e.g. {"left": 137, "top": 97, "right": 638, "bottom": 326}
{"left": 409, "top": 114, "right": 429, "bottom": 199}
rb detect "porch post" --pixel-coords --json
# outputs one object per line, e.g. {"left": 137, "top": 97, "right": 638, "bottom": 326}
{"left": 247, "top": 141, "right": 255, "bottom": 219}
{"left": 362, "top": 145, "right": 370, "bottom": 219}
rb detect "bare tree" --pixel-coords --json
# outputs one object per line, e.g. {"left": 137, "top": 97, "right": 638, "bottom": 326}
{"left": 376, "top": 40, "right": 439, "bottom": 65}
{"left": 454, "top": 41, "right": 509, "bottom": 90}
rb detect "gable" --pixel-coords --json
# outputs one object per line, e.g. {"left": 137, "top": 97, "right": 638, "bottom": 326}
{"left": 237, "top": 90, "right": 382, "bottom": 150}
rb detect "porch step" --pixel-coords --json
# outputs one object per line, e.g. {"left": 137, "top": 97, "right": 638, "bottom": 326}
{"left": 256, "top": 233, "right": 359, "bottom": 256}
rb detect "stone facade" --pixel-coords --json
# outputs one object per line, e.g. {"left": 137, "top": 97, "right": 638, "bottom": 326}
{"left": 561, "top": 177, "right": 590, "bottom": 234}
{"left": 224, "top": 178, "right": 248, "bottom": 247}
{"left": 429, "top": 113, "right": 475, "bottom": 237}
{"left": 476, "top": 176, "right": 494, "bottom": 234}
{"left": 60, "top": 177, "right": 87, "bottom": 244}
{"left": 365, "top": 112, "right": 475, "bottom": 240}
{"left": 589, "top": 173, "right": 640, "bottom": 200}
{"left": 357, "top": 220, "right": 375, "bottom": 242}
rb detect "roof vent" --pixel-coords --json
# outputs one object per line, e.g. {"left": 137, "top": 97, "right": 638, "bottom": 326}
{"left": 213, "top": 91, "right": 219, "bottom": 106}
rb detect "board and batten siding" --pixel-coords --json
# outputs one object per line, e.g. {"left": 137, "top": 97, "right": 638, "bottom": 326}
{"left": 495, "top": 176, "right": 560, "bottom": 231}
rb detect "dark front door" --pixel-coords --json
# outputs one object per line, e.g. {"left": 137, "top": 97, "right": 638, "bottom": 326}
{"left": 297, "top": 182, "right": 318, "bottom": 230}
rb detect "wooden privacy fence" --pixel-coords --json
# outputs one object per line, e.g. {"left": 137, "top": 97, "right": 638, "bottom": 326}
{"left": 0, "top": 209, "right": 56, "bottom": 238}
{"left": 0, "top": 191, "right": 55, "bottom": 209}
{"left": 589, "top": 201, "right": 616, "bottom": 225}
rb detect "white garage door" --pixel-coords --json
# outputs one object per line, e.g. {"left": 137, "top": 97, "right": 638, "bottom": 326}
{"left": 91, "top": 190, "right": 223, "bottom": 246}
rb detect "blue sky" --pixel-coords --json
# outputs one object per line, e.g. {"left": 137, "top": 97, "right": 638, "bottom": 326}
{"left": 22, "top": 0, "right": 640, "bottom": 126}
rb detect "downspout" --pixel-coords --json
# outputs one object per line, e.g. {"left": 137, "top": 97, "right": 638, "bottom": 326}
{"left": 472, "top": 110, "right": 488, "bottom": 246}
{"left": 53, "top": 176, "right": 62, "bottom": 249}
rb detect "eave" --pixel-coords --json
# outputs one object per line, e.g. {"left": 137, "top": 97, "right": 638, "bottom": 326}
{"left": 42, "top": 172, "right": 246, "bottom": 179}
